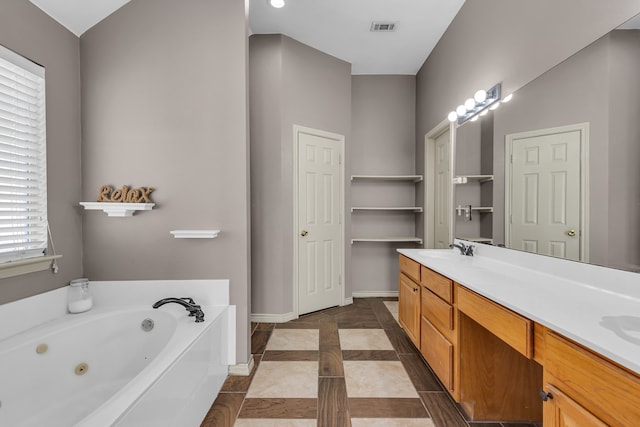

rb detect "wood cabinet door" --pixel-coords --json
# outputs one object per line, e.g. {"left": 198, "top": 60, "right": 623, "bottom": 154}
{"left": 543, "top": 385, "right": 607, "bottom": 427}
{"left": 399, "top": 273, "right": 420, "bottom": 347}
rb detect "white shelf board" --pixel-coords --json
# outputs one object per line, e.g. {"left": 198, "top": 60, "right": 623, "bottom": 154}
{"left": 351, "top": 175, "right": 423, "bottom": 182}
{"left": 170, "top": 230, "right": 220, "bottom": 239}
{"left": 462, "top": 237, "right": 494, "bottom": 243}
{"left": 470, "top": 206, "right": 494, "bottom": 213}
{"left": 453, "top": 175, "right": 494, "bottom": 184}
{"left": 80, "top": 202, "right": 155, "bottom": 217}
{"left": 351, "top": 237, "right": 423, "bottom": 244}
{"left": 351, "top": 207, "right": 423, "bottom": 213}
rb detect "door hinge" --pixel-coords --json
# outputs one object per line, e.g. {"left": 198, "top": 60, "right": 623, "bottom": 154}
{"left": 339, "top": 274, "right": 342, "bottom": 285}
{"left": 339, "top": 153, "right": 342, "bottom": 164}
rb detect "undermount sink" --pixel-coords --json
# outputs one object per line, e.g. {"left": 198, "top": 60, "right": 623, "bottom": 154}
{"left": 601, "top": 315, "right": 640, "bottom": 345}
{"left": 417, "top": 249, "right": 462, "bottom": 260}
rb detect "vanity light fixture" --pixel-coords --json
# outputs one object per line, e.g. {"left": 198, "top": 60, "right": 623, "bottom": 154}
{"left": 268, "top": 0, "right": 285, "bottom": 8}
{"left": 447, "top": 83, "right": 502, "bottom": 125}
{"left": 502, "top": 93, "right": 513, "bottom": 103}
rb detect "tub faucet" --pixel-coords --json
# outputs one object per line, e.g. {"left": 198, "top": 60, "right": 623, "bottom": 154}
{"left": 152, "top": 297, "right": 205, "bottom": 322}
{"left": 450, "top": 242, "right": 474, "bottom": 256}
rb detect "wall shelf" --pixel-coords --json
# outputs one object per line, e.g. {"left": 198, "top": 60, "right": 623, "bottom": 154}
{"left": 351, "top": 173, "right": 423, "bottom": 245}
{"left": 463, "top": 237, "right": 494, "bottom": 244}
{"left": 471, "top": 206, "right": 494, "bottom": 213}
{"left": 453, "top": 174, "right": 494, "bottom": 184}
{"left": 351, "top": 207, "right": 423, "bottom": 213}
{"left": 351, "top": 237, "right": 423, "bottom": 244}
{"left": 80, "top": 202, "right": 155, "bottom": 217}
{"left": 351, "top": 175, "right": 423, "bottom": 182}
{"left": 170, "top": 230, "right": 220, "bottom": 239}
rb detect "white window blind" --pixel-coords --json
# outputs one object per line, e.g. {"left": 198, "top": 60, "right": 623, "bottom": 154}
{"left": 0, "top": 45, "right": 47, "bottom": 262}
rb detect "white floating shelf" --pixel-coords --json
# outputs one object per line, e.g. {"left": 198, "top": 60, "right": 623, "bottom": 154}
{"left": 470, "top": 206, "right": 494, "bottom": 213}
{"left": 351, "top": 207, "right": 423, "bottom": 213}
{"left": 351, "top": 237, "right": 423, "bottom": 244}
{"left": 170, "top": 230, "right": 221, "bottom": 239}
{"left": 463, "top": 237, "right": 494, "bottom": 244}
{"left": 453, "top": 175, "right": 494, "bottom": 184}
{"left": 351, "top": 175, "right": 423, "bottom": 182}
{"left": 80, "top": 202, "right": 155, "bottom": 217}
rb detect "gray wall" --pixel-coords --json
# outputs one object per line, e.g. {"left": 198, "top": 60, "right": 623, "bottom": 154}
{"left": 0, "top": 1, "right": 83, "bottom": 304}
{"left": 416, "top": 0, "right": 640, "bottom": 241}
{"left": 351, "top": 75, "right": 417, "bottom": 293}
{"left": 80, "top": 0, "right": 251, "bottom": 363}
{"left": 250, "top": 35, "right": 351, "bottom": 316}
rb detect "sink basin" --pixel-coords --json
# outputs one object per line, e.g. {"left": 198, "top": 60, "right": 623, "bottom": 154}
{"left": 417, "top": 249, "right": 461, "bottom": 260}
{"left": 601, "top": 315, "right": 640, "bottom": 345}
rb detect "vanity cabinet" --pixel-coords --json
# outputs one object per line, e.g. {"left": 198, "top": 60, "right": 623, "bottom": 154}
{"left": 399, "top": 254, "right": 541, "bottom": 422}
{"left": 542, "top": 330, "right": 640, "bottom": 427}
{"left": 398, "top": 253, "right": 640, "bottom": 425}
{"left": 419, "top": 265, "right": 458, "bottom": 398}
{"left": 398, "top": 255, "right": 421, "bottom": 347}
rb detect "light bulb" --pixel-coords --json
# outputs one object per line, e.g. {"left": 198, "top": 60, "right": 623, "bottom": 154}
{"left": 502, "top": 93, "right": 513, "bottom": 103}
{"left": 465, "top": 98, "right": 476, "bottom": 111}
{"left": 456, "top": 105, "right": 466, "bottom": 116}
{"left": 474, "top": 90, "right": 487, "bottom": 103}
{"left": 489, "top": 101, "right": 500, "bottom": 111}
{"left": 470, "top": 115, "right": 479, "bottom": 122}
{"left": 448, "top": 111, "right": 458, "bottom": 122}
{"left": 269, "top": 0, "right": 285, "bottom": 8}
{"left": 479, "top": 109, "right": 489, "bottom": 116}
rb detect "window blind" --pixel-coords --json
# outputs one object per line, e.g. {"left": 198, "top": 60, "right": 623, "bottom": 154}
{"left": 0, "top": 45, "right": 47, "bottom": 262}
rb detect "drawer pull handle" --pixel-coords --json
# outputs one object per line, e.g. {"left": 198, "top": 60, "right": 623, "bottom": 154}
{"left": 413, "top": 287, "right": 419, "bottom": 292}
{"left": 539, "top": 390, "right": 553, "bottom": 402}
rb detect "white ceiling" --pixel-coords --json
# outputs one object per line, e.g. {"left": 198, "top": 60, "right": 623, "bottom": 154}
{"left": 29, "top": 0, "right": 465, "bottom": 74}
{"left": 249, "top": 0, "right": 465, "bottom": 75}
{"left": 29, "top": 0, "right": 130, "bottom": 37}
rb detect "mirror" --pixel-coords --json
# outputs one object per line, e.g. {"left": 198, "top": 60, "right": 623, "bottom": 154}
{"left": 454, "top": 17, "right": 640, "bottom": 273}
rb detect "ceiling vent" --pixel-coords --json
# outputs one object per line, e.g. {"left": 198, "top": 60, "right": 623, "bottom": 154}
{"left": 370, "top": 22, "right": 397, "bottom": 32}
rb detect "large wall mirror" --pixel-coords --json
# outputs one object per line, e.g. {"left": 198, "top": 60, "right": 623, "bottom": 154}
{"left": 453, "top": 15, "right": 640, "bottom": 273}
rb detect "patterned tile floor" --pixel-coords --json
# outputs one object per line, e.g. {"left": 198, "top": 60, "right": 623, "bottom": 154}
{"left": 201, "top": 298, "right": 539, "bottom": 427}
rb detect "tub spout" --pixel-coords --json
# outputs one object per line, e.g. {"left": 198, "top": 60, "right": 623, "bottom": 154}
{"left": 152, "top": 297, "right": 205, "bottom": 322}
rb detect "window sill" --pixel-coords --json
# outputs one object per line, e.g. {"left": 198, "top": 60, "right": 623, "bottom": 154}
{"left": 0, "top": 255, "right": 62, "bottom": 279}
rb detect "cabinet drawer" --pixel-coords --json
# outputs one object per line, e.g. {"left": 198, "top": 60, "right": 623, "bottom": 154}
{"left": 421, "top": 316, "right": 453, "bottom": 391}
{"left": 421, "top": 266, "right": 453, "bottom": 303}
{"left": 422, "top": 287, "right": 453, "bottom": 332}
{"left": 457, "top": 286, "right": 532, "bottom": 358}
{"left": 399, "top": 255, "right": 420, "bottom": 282}
{"left": 544, "top": 331, "right": 640, "bottom": 427}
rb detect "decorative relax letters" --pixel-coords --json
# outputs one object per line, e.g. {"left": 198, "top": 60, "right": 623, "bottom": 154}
{"left": 97, "top": 185, "right": 154, "bottom": 203}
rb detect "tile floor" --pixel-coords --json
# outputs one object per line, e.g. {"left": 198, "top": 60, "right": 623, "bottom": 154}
{"left": 201, "top": 298, "right": 539, "bottom": 427}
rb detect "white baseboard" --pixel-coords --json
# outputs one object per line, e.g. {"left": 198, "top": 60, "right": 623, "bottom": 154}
{"left": 351, "top": 291, "right": 399, "bottom": 298}
{"left": 250, "top": 312, "right": 297, "bottom": 323}
{"left": 228, "top": 355, "right": 255, "bottom": 376}
{"left": 342, "top": 297, "right": 353, "bottom": 306}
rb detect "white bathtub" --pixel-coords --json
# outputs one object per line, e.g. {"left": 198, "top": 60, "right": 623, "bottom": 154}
{"left": 0, "top": 280, "right": 233, "bottom": 427}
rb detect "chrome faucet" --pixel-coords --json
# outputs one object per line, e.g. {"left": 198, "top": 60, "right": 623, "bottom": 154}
{"left": 152, "top": 297, "right": 205, "bottom": 322}
{"left": 450, "top": 242, "right": 474, "bottom": 256}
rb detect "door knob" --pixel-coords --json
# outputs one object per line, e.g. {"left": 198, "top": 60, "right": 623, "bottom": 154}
{"left": 300, "top": 230, "right": 308, "bottom": 237}
{"left": 567, "top": 229, "right": 576, "bottom": 237}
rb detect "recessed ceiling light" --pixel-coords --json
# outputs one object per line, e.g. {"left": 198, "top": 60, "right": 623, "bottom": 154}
{"left": 269, "top": 0, "right": 285, "bottom": 8}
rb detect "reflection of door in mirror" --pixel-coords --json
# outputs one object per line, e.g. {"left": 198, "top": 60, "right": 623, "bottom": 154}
{"left": 425, "top": 121, "right": 452, "bottom": 248}
{"left": 505, "top": 124, "right": 588, "bottom": 262}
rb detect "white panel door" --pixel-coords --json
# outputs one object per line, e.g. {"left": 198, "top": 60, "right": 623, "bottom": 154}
{"left": 297, "top": 130, "right": 343, "bottom": 315}
{"left": 509, "top": 129, "right": 582, "bottom": 260}
{"left": 434, "top": 129, "right": 451, "bottom": 249}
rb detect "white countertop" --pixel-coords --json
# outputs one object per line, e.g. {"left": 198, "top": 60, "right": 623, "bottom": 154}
{"left": 398, "top": 241, "right": 640, "bottom": 375}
